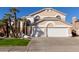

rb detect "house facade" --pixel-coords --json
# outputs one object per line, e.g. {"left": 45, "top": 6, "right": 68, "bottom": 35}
{"left": 23, "top": 8, "right": 72, "bottom": 37}
{"left": 16, "top": 8, "right": 72, "bottom": 37}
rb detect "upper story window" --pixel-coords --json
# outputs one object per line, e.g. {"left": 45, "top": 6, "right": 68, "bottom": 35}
{"left": 56, "top": 15, "right": 61, "bottom": 20}
{"left": 26, "top": 20, "right": 31, "bottom": 26}
{"left": 45, "top": 8, "right": 52, "bottom": 12}
{"left": 34, "top": 15, "right": 40, "bottom": 23}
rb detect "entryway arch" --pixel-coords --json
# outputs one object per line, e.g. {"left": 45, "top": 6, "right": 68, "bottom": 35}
{"left": 46, "top": 23, "right": 54, "bottom": 37}
{"left": 47, "top": 23, "right": 54, "bottom": 27}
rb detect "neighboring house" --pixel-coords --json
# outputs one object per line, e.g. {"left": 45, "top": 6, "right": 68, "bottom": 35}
{"left": 0, "top": 25, "right": 6, "bottom": 37}
{"left": 23, "top": 8, "right": 72, "bottom": 37}
{"left": 72, "top": 17, "right": 79, "bottom": 35}
{"left": 0, "top": 27, "right": 5, "bottom": 37}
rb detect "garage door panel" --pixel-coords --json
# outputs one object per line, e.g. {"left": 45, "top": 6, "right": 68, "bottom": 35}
{"left": 47, "top": 28, "right": 68, "bottom": 37}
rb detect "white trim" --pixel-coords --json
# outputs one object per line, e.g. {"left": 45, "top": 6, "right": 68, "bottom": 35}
{"left": 33, "top": 14, "right": 41, "bottom": 18}
{"left": 45, "top": 21, "right": 55, "bottom": 27}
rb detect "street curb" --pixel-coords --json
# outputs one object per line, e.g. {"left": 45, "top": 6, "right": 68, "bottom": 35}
{"left": 26, "top": 39, "right": 32, "bottom": 52}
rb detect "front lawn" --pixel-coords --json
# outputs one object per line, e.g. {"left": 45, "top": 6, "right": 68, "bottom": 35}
{"left": 0, "top": 38, "right": 30, "bottom": 46}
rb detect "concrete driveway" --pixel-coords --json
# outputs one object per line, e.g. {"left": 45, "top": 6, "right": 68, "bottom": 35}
{"left": 27, "top": 37, "right": 79, "bottom": 52}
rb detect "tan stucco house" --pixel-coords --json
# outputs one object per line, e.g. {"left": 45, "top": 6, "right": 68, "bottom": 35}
{"left": 22, "top": 8, "right": 72, "bottom": 37}
{"left": 72, "top": 17, "right": 79, "bottom": 35}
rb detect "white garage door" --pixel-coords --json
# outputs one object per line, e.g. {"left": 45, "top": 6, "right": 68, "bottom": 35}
{"left": 47, "top": 28, "right": 69, "bottom": 37}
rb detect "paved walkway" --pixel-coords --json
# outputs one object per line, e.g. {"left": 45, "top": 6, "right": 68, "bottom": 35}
{"left": 27, "top": 37, "right": 79, "bottom": 52}
{"left": 0, "top": 46, "right": 28, "bottom": 52}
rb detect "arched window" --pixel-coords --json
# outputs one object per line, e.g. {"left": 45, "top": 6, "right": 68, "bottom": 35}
{"left": 26, "top": 20, "right": 31, "bottom": 26}
{"left": 34, "top": 15, "right": 40, "bottom": 23}
{"left": 56, "top": 15, "right": 61, "bottom": 20}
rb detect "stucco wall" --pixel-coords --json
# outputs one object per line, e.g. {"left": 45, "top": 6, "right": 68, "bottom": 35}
{"left": 36, "top": 21, "right": 71, "bottom": 28}
{"left": 31, "top": 10, "right": 66, "bottom": 22}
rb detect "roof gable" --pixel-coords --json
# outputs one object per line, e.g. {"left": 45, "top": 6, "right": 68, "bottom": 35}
{"left": 28, "top": 8, "right": 66, "bottom": 16}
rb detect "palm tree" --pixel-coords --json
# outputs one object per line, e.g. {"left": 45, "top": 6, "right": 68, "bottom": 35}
{"left": 10, "top": 7, "right": 19, "bottom": 37}
{"left": 3, "top": 13, "right": 15, "bottom": 37}
{"left": 22, "top": 17, "right": 32, "bottom": 36}
{"left": 10, "top": 7, "right": 19, "bottom": 19}
{"left": 22, "top": 17, "right": 27, "bottom": 35}
{"left": 17, "top": 18, "right": 22, "bottom": 36}
{"left": 5, "top": 13, "right": 16, "bottom": 37}
{"left": 2, "top": 15, "right": 9, "bottom": 37}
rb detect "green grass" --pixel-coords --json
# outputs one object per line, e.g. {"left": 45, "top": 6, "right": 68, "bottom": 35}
{"left": 0, "top": 38, "right": 30, "bottom": 46}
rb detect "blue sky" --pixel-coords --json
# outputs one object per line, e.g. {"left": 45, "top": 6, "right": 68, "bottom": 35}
{"left": 0, "top": 7, "right": 79, "bottom": 24}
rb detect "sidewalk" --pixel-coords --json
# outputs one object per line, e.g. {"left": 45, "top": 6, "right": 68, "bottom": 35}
{"left": 0, "top": 46, "right": 27, "bottom": 52}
